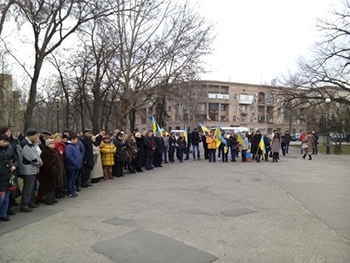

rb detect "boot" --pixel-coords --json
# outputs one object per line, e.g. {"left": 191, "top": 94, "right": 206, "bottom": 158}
{"left": 302, "top": 154, "right": 306, "bottom": 159}
{"left": 308, "top": 155, "right": 312, "bottom": 160}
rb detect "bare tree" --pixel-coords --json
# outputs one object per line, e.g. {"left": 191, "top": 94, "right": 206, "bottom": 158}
{"left": 283, "top": 1, "right": 350, "bottom": 106}
{"left": 0, "top": 0, "right": 15, "bottom": 36}
{"left": 109, "top": 0, "right": 214, "bottom": 131}
{"left": 9, "top": 0, "right": 117, "bottom": 131}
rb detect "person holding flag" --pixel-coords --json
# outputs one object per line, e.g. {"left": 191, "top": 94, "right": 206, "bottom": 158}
{"left": 252, "top": 130, "right": 263, "bottom": 162}
{"left": 258, "top": 132, "right": 267, "bottom": 161}
{"left": 199, "top": 123, "right": 209, "bottom": 159}
{"left": 183, "top": 126, "right": 190, "bottom": 160}
{"left": 206, "top": 130, "right": 218, "bottom": 162}
{"left": 215, "top": 124, "right": 228, "bottom": 162}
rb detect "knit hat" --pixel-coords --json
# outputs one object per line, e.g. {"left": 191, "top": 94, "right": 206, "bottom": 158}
{"left": 26, "top": 128, "right": 39, "bottom": 136}
{"left": 42, "top": 130, "right": 52, "bottom": 136}
{"left": 45, "top": 139, "right": 55, "bottom": 146}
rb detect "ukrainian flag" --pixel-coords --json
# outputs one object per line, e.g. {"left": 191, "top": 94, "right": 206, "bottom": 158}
{"left": 184, "top": 126, "right": 188, "bottom": 145}
{"left": 215, "top": 124, "right": 227, "bottom": 153}
{"left": 199, "top": 122, "right": 210, "bottom": 133}
{"left": 258, "top": 135, "right": 266, "bottom": 157}
{"left": 237, "top": 131, "right": 244, "bottom": 146}
{"left": 152, "top": 116, "right": 157, "bottom": 134}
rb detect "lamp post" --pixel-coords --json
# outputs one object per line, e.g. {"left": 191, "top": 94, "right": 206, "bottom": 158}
{"left": 55, "top": 97, "right": 60, "bottom": 132}
{"left": 325, "top": 98, "right": 331, "bottom": 154}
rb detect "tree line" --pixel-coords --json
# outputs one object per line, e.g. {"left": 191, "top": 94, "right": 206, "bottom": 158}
{"left": 0, "top": 0, "right": 214, "bottom": 133}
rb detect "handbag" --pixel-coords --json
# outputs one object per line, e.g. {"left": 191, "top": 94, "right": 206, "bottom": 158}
{"left": 302, "top": 143, "right": 308, "bottom": 149}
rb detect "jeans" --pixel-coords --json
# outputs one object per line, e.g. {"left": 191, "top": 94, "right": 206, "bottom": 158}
{"left": 285, "top": 143, "right": 290, "bottom": 154}
{"left": 312, "top": 143, "right": 318, "bottom": 154}
{"left": 67, "top": 169, "right": 79, "bottom": 195}
{"left": 231, "top": 148, "right": 237, "bottom": 161}
{"left": 178, "top": 147, "right": 184, "bottom": 162}
{"left": 192, "top": 144, "right": 200, "bottom": 159}
{"left": 163, "top": 146, "right": 169, "bottom": 163}
{"left": 208, "top": 149, "right": 216, "bottom": 162}
{"left": 241, "top": 150, "right": 247, "bottom": 162}
{"left": 0, "top": 190, "right": 10, "bottom": 217}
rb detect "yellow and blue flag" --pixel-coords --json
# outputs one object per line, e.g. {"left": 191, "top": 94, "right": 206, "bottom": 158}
{"left": 199, "top": 122, "right": 210, "bottom": 133}
{"left": 184, "top": 126, "right": 188, "bottom": 145}
{"left": 152, "top": 116, "right": 157, "bottom": 134}
{"left": 237, "top": 131, "right": 244, "bottom": 146}
{"left": 258, "top": 135, "right": 266, "bottom": 156}
{"left": 215, "top": 123, "right": 227, "bottom": 153}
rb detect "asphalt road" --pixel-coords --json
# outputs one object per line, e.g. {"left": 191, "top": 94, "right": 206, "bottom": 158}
{"left": 0, "top": 146, "right": 349, "bottom": 263}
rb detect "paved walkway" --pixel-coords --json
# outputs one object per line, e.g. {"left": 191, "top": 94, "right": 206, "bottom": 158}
{"left": 0, "top": 147, "right": 349, "bottom": 263}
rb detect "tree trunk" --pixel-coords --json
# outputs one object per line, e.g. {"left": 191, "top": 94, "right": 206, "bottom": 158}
{"left": 119, "top": 99, "right": 128, "bottom": 132}
{"left": 129, "top": 108, "right": 136, "bottom": 132}
{"left": 24, "top": 58, "right": 43, "bottom": 132}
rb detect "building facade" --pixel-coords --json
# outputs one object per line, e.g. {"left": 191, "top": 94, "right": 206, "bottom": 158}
{"left": 0, "top": 74, "right": 22, "bottom": 134}
{"left": 135, "top": 80, "right": 307, "bottom": 134}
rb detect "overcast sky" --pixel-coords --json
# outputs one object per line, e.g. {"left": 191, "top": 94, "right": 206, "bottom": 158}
{"left": 195, "top": 0, "right": 340, "bottom": 85}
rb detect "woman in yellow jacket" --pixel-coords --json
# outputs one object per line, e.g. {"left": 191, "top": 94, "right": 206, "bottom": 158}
{"left": 100, "top": 135, "right": 116, "bottom": 180}
{"left": 206, "top": 131, "right": 218, "bottom": 162}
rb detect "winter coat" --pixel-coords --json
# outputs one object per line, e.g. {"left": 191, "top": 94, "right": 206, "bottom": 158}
{"left": 155, "top": 136, "right": 165, "bottom": 153}
{"left": 176, "top": 137, "right": 186, "bottom": 150}
{"left": 114, "top": 139, "right": 127, "bottom": 162}
{"left": 284, "top": 133, "right": 292, "bottom": 143}
{"left": 65, "top": 142, "right": 83, "bottom": 170}
{"left": 81, "top": 136, "right": 94, "bottom": 168}
{"left": 91, "top": 144, "right": 104, "bottom": 179}
{"left": 135, "top": 137, "right": 145, "bottom": 168}
{"left": 252, "top": 134, "right": 262, "bottom": 154}
{"left": 100, "top": 141, "right": 116, "bottom": 166}
{"left": 144, "top": 136, "right": 156, "bottom": 157}
{"left": 303, "top": 134, "right": 314, "bottom": 154}
{"left": 191, "top": 131, "right": 201, "bottom": 146}
{"left": 228, "top": 136, "right": 238, "bottom": 151}
{"left": 18, "top": 137, "right": 43, "bottom": 175}
{"left": 271, "top": 137, "right": 281, "bottom": 153}
{"left": 0, "top": 145, "right": 18, "bottom": 192}
{"left": 39, "top": 147, "right": 65, "bottom": 191}
{"left": 125, "top": 140, "right": 138, "bottom": 164}
{"left": 206, "top": 136, "right": 217, "bottom": 149}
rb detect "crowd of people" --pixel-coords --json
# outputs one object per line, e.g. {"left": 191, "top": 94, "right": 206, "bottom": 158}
{"left": 0, "top": 125, "right": 319, "bottom": 223}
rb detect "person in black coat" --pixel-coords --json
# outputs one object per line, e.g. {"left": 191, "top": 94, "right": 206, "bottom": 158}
{"left": 0, "top": 127, "right": 19, "bottom": 214}
{"left": 190, "top": 128, "right": 201, "bottom": 160}
{"left": 283, "top": 131, "right": 292, "bottom": 154}
{"left": 135, "top": 133, "right": 144, "bottom": 172}
{"left": 252, "top": 131, "right": 262, "bottom": 162}
{"left": 228, "top": 132, "right": 238, "bottom": 162}
{"left": 0, "top": 134, "right": 18, "bottom": 221}
{"left": 168, "top": 133, "right": 176, "bottom": 163}
{"left": 113, "top": 132, "right": 127, "bottom": 177}
{"left": 201, "top": 132, "right": 209, "bottom": 160}
{"left": 143, "top": 131, "right": 156, "bottom": 170}
{"left": 154, "top": 133, "right": 164, "bottom": 167}
{"left": 80, "top": 129, "right": 95, "bottom": 187}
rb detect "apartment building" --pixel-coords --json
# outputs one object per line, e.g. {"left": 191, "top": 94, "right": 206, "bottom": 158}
{"left": 0, "top": 74, "right": 22, "bottom": 134}
{"left": 135, "top": 80, "right": 307, "bottom": 134}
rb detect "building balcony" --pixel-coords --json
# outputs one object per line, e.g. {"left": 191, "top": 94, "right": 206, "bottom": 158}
{"left": 240, "top": 111, "right": 248, "bottom": 116}
{"left": 208, "top": 93, "right": 229, "bottom": 100}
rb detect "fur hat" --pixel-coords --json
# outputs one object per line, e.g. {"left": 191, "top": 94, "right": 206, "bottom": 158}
{"left": 45, "top": 138, "right": 55, "bottom": 146}
{"left": 26, "top": 128, "right": 39, "bottom": 137}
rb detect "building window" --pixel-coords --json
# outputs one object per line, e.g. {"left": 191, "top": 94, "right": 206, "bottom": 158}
{"left": 233, "top": 94, "right": 238, "bottom": 100}
{"left": 221, "top": 115, "right": 227, "bottom": 121}
{"left": 220, "top": 104, "right": 226, "bottom": 111}
{"left": 233, "top": 116, "right": 238, "bottom": 122}
{"left": 241, "top": 117, "right": 246, "bottom": 123}
{"left": 241, "top": 105, "right": 246, "bottom": 112}
{"left": 266, "top": 93, "right": 274, "bottom": 104}
{"left": 233, "top": 105, "right": 237, "bottom": 112}
{"left": 258, "top": 106, "right": 264, "bottom": 113}
{"left": 250, "top": 106, "right": 255, "bottom": 112}
{"left": 197, "top": 104, "right": 205, "bottom": 111}
{"left": 250, "top": 117, "right": 254, "bottom": 123}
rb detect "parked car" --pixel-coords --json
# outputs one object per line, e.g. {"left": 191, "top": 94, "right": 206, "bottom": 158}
{"left": 292, "top": 133, "right": 301, "bottom": 141}
{"left": 330, "top": 133, "right": 347, "bottom": 142}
